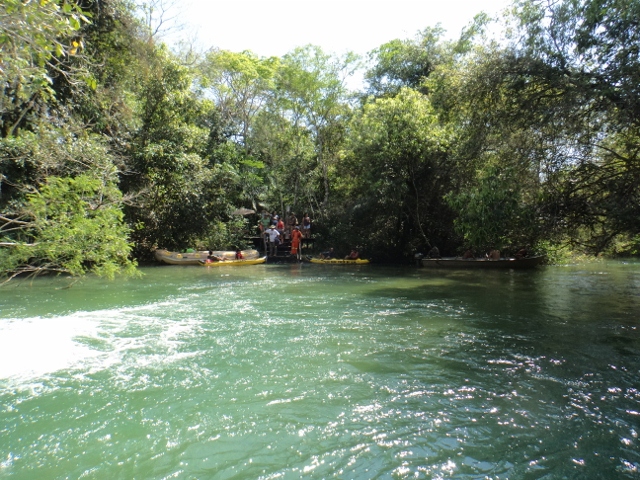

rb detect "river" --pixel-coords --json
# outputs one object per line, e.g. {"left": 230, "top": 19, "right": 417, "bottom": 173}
{"left": 1, "top": 261, "right": 639, "bottom": 479}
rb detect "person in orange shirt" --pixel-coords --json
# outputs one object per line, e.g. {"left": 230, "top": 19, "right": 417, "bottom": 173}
{"left": 290, "top": 226, "right": 303, "bottom": 261}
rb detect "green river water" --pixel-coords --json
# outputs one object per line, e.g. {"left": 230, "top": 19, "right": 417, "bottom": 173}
{"left": 0, "top": 261, "right": 639, "bottom": 479}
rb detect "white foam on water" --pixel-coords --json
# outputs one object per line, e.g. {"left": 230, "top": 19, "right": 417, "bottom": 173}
{"left": 0, "top": 315, "right": 101, "bottom": 380}
{"left": 0, "top": 297, "right": 202, "bottom": 387}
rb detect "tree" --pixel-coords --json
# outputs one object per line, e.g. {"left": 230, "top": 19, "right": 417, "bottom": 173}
{"left": 446, "top": 162, "right": 541, "bottom": 252}
{"left": 59, "top": 0, "right": 151, "bottom": 140}
{"left": 198, "top": 49, "right": 279, "bottom": 148}
{"left": 275, "top": 45, "right": 359, "bottom": 212}
{"left": 0, "top": 174, "right": 137, "bottom": 283}
{"left": 445, "top": 0, "right": 640, "bottom": 254}
{"left": 513, "top": 0, "right": 640, "bottom": 252}
{"left": 364, "top": 26, "right": 447, "bottom": 97}
{"left": 340, "top": 88, "right": 453, "bottom": 258}
{"left": 0, "top": 0, "right": 90, "bottom": 136}
{"left": 122, "top": 47, "right": 246, "bottom": 254}
{"left": 124, "top": 49, "right": 207, "bottom": 251}
{"left": 136, "top": 0, "right": 184, "bottom": 41}
{"left": 0, "top": 124, "right": 125, "bottom": 211}
{"left": 248, "top": 107, "right": 316, "bottom": 215}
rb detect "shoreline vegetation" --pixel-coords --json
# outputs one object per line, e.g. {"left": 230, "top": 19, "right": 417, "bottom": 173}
{"left": 2, "top": 0, "right": 640, "bottom": 284}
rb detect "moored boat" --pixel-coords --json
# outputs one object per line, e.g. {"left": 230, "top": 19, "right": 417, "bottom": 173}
{"left": 154, "top": 249, "right": 260, "bottom": 265}
{"left": 308, "top": 257, "right": 370, "bottom": 265}
{"left": 421, "top": 255, "right": 545, "bottom": 269}
{"left": 200, "top": 256, "right": 267, "bottom": 266}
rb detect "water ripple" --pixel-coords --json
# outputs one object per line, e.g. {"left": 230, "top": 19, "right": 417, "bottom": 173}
{"left": 1, "top": 263, "right": 640, "bottom": 478}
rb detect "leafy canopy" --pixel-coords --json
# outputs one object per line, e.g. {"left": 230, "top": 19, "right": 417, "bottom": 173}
{"left": 1, "top": 174, "right": 137, "bottom": 282}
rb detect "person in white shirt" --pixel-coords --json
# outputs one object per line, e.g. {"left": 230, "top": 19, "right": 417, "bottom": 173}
{"left": 265, "top": 225, "right": 281, "bottom": 257}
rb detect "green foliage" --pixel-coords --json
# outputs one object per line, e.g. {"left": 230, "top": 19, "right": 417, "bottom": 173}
{"left": 57, "top": 0, "right": 149, "bottom": 137}
{"left": 365, "top": 26, "right": 447, "bottom": 97}
{"left": 195, "top": 217, "right": 251, "bottom": 252}
{"left": 198, "top": 49, "right": 279, "bottom": 146}
{"left": 341, "top": 88, "right": 453, "bottom": 259}
{"left": 248, "top": 108, "right": 315, "bottom": 213}
{"left": 0, "top": 125, "right": 124, "bottom": 211}
{"left": 3, "top": 0, "right": 640, "bottom": 274}
{"left": 446, "top": 163, "right": 539, "bottom": 252}
{"left": 0, "top": 175, "right": 137, "bottom": 281}
{"left": 539, "top": 129, "right": 640, "bottom": 255}
{"left": 122, "top": 48, "right": 238, "bottom": 254}
{"left": 0, "top": 0, "right": 90, "bottom": 136}
{"left": 605, "top": 234, "right": 640, "bottom": 257}
{"left": 444, "top": 0, "right": 640, "bottom": 255}
{"left": 533, "top": 239, "right": 597, "bottom": 265}
{"left": 274, "top": 45, "right": 359, "bottom": 210}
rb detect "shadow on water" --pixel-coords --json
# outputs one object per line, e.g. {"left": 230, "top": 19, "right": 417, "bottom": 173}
{"left": 354, "top": 262, "right": 640, "bottom": 478}
{"left": 360, "top": 262, "right": 640, "bottom": 369}
{"left": 364, "top": 262, "right": 640, "bottom": 327}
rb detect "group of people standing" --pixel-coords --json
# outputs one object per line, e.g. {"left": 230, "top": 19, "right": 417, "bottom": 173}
{"left": 259, "top": 211, "right": 311, "bottom": 259}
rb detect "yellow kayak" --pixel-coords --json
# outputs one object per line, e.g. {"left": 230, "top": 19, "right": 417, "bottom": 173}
{"left": 309, "top": 258, "right": 370, "bottom": 265}
{"left": 200, "top": 256, "right": 267, "bottom": 266}
{"left": 155, "top": 249, "right": 260, "bottom": 265}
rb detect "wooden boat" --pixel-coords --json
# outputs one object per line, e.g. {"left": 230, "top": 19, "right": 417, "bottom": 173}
{"left": 421, "top": 255, "right": 545, "bottom": 269}
{"left": 154, "top": 249, "right": 260, "bottom": 265}
{"left": 309, "top": 257, "right": 370, "bottom": 265}
{"left": 200, "top": 256, "right": 267, "bottom": 266}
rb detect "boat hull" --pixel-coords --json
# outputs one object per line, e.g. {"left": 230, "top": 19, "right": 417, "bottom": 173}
{"left": 155, "top": 249, "right": 260, "bottom": 265}
{"left": 201, "top": 256, "right": 267, "bottom": 266}
{"left": 309, "top": 258, "right": 370, "bottom": 265}
{"left": 421, "top": 255, "right": 545, "bottom": 269}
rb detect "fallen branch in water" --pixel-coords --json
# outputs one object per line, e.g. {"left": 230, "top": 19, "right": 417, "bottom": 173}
{"left": 0, "top": 264, "right": 69, "bottom": 286}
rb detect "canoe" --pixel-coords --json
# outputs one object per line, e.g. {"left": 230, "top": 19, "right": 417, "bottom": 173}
{"left": 201, "top": 256, "right": 267, "bottom": 266}
{"left": 155, "top": 249, "right": 260, "bottom": 265}
{"left": 309, "top": 257, "right": 370, "bottom": 265}
{"left": 421, "top": 255, "right": 545, "bottom": 269}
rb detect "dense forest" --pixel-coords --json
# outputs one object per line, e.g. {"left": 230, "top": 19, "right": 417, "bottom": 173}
{"left": 1, "top": 0, "right": 639, "bottom": 281}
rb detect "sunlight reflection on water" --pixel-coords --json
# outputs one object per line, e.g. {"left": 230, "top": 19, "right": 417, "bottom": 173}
{"left": 0, "top": 315, "right": 101, "bottom": 380}
{"left": 0, "top": 262, "right": 639, "bottom": 478}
